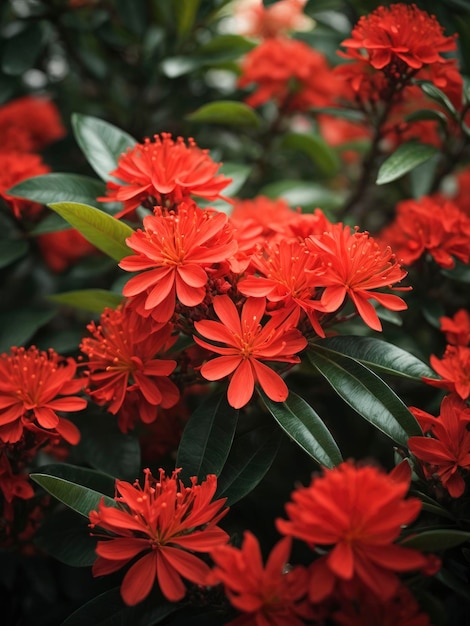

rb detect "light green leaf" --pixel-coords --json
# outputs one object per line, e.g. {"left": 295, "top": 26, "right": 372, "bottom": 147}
{"left": 279, "top": 132, "right": 340, "bottom": 177}
{"left": 8, "top": 173, "right": 106, "bottom": 208}
{"left": 260, "top": 180, "right": 344, "bottom": 210}
{"left": 307, "top": 347, "right": 422, "bottom": 446}
{"left": 316, "top": 336, "right": 436, "bottom": 380}
{"left": 47, "top": 201, "right": 134, "bottom": 261}
{"left": 48, "top": 289, "right": 124, "bottom": 313}
{"left": 174, "top": 0, "right": 201, "bottom": 38}
{"left": 261, "top": 391, "right": 342, "bottom": 468}
{"left": 376, "top": 142, "right": 438, "bottom": 185}
{"left": 176, "top": 392, "right": 239, "bottom": 483}
{"left": 72, "top": 114, "right": 137, "bottom": 182}
{"left": 186, "top": 101, "right": 262, "bottom": 127}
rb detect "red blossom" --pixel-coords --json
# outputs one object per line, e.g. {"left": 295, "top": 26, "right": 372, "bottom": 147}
{"left": 0, "top": 452, "right": 34, "bottom": 507}
{"left": 194, "top": 295, "right": 307, "bottom": 408}
{"left": 0, "top": 347, "right": 85, "bottom": 445}
{"left": 89, "top": 468, "right": 229, "bottom": 605}
{"left": 0, "top": 151, "right": 50, "bottom": 220}
{"left": 234, "top": 0, "right": 310, "bottom": 39}
{"left": 238, "top": 37, "right": 338, "bottom": 112}
{"left": 99, "top": 133, "right": 232, "bottom": 217}
{"left": 440, "top": 309, "right": 470, "bottom": 346}
{"left": 378, "top": 196, "right": 470, "bottom": 269}
{"left": 80, "top": 303, "right": 180, "bottom": 429}
{"left": 306, "top": 223, "right": 409, "bottom": 331}
{"left": 209, "top": 531, "right": 311, "bottom": 626}
{"left": 277, "top": 462, "right": 428, "bottom": 603}
{"left": 36, "top": 228, "right": 99, "bottom": 273}
{"left": 408, "top": 394, "right": 470, "bottom": 498}
{"left": 424, "top": 345, "right": 470, "bottom": 400}
{"left": 119, "top": 202, "right": 238, "bottom": 323}
{"left": 340, "top": 4, "right": 456, "bottom": 73}
{"left": 0, "top": 96, "right": 65, "bottom": 154}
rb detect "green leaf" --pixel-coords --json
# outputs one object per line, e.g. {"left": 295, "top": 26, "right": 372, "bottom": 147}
{"left": 8, "top": 173, "right": 106, "bottom": 208}
{"left": 176, "top": 392, "right": 239, "bottom": 483}
{"left": 2, "top": 22, "right": 45, "bottom": 75}
{"left": 30, "top": 473, "right": 117, "bottom": 519}
{"left": 316, "top": 336, "right": 436, "bottom": 380}
{"left": 442, "top": 260, "right": 470, "bottom": 284}
{"left": 62, "top": 587, "right": 181, "bottom": 626}
{"left": 307, "top": 346, "right": 422, "bottom": 446}
{"left": 401, "top": 529, "right": 470, "bottom": 551}
{"left": 75, "top": 412, "right": 141, "bottom": 481}
{"left": 218, "top": 162, "right": 251, "bottom": 197}
{"left": 186, "top": 101, "right": 262, "bottom": 127}
{"left": 260, "top": 180, "right": 344, "bottom": 210}
{"left": 216, "top": 424, "right": 282, "bottom": 505}
{"left": 436, "top": 569, "right": 470, "bottom": 603}
{"left": 29, "top": 213, "right": 69, "bottom": 235}
{"left": 376, "top": 142, "right": 438, "bottom": 185}
{"left": 48, "top": 289, "right": 124, "bottom": 314}
{"left": 279, "top": 132, "right": 340, "bottom": 177}
{"left": 116, "top": 0, "right": 147, "bottom": 35}
{"left": 261, "top": 391, "right": 342, "bottom": 468}
{"left": 0, "top": 238, "right": 29, "bottom": 269}
{"left": 418, "top": 81, "right": 458, "bottom": 118}
{"left": 47, "top": 201, "right": 134, "bottom": 261}
{"left": 311, "top": 106, "right": 365, "bottom": 123}
{"left": 174, "top": 0, "right": 201, "bottom": 39}
{"left": 34, "top": 463, "right": 116, "bottom": 494}
{"left": 72, "top": 114, "right": 137, "bottom": 182}
{"left": 0, "top": 308, "right": 55, "bottom": 352}
{"left": 196, "top": 34, "right": 255, "bottom": 60}
{"left": 35, "top": 509, "right": 97, "bottom": 567}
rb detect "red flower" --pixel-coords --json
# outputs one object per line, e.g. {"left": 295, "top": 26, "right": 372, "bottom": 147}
{"left": 238, "top": 37, "right": 337, "bottom": 111}
{"left": 0, "top": 347, "right": 85, "bottom": 445}
{"left": 36, "top": 228, "right": 99, "bottom": 273}
{"left": 89, "top": 468, "right": 229, "bottom": 606}
{"left": 193, "top": 295, "right": 307, "bottom": 408}
{"left": 229, "top": 196, "right": 295, "bottom": 241}
{"left": 0, "top": 96, "right": 65, "bottom": 153}
{"left": 277, "top": 462, "right": 428, "bottom": 602}
{"left": 0, "top": 151, "right": 50, "bottom": 219}
{"left": 0, "top": 452, "right": 34, "bottom": 507}
{"left": 99, "top": 133, "right": 232, "bottom": 217}
{"left": 80, "top": 303, "right": 180, "bottom": 428}
{"left": 119, "top": 202, "right": 238, "bottom": 323}
{"left": 340, "top": 4, "right": 456, "bottom": 73}
{"left": 234, "top": 0, "right": 311, "bottom": 39}
{"left": 408, "top": 395, "right": 470, "bottom": 498}
{"left": 424, "top": 345, "right": 470, "bottom": 400}
{"left": 378, "top": 196, "right": 470, "bottom": 269}
{"left": 238, "top": 239, "right": 326, "bottom": 336}
{"left": 209, "top": 531, "right": 311, "bottom": 626}
{"left": 440, "top": 309, "right": 470, "bottom": 346}
{"left": 307, "top": 224, "right": 408, "bottom": 331}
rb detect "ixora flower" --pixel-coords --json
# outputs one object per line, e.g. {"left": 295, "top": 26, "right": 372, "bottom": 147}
{"left": 306, "top": 224, "right": 409, "bottom": 332}
{"left": 208, "top": 531, "right": 311, "bottom": 626}
{"left": 233, "top": 0, "right": 311, "bottom": 39}
{"left": 0, "top": 347, "right": 86, "bottom": 445}
{"left": 440, "top": 309, "right": 470, "bottom": 347}
{"left": 238, "top": 37, "right": 336, "bottom": 111}
{"left": 193, "top": 295, "right": 307, "bottom": 409}
{"left": 80, "top": 303, "right": 180, "bottom": 428}
{"left": 99, "top": 133, "right": 232, "bottom": 217}
{"left": 277, "top": 462, "right": 429, "bottom": 603}
{"left": 0, "top": 151, "right": 50, "bottom": 220}
{"left": 119, "top": 202, "right": 238, "bottom": 323}
{"left": 425, "top": 345, "right": 470, "bottom": 400}
{"left": 340, "top": 4, "right": 456, "bottom": 73}
{"left": 408, "top": 394, "right": 470, "bottom": 498}
{"left": 89, "top": 468, "right": 229, "bottom": 606}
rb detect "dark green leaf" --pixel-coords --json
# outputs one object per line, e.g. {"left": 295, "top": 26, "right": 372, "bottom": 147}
{"left": 174, "top": 0, "right": 201, "bottom": 39}
{"left": 76, "top": 412, "right": 141, "bottom": 481}
{"left": 376, "top": 142, "right": 438, "bottom": 185}
{"left": 72, "top": 114, "right": 137, "bottom": 182}
{"left": 216, "top": 424, "right": 282, "bottom": 505}
{"left": 62, "top": 587, "right": 181, "bottom": 626}
{"left": 260, "top": 180, "right": 344, "bottom": 210}
{"left": 8, "top": 173, "right": 106, "bottom": 208}
{"left": 405, "top": 109, "right": 448, "bottom": 126}
{"left": 34, "top": 463, "right": 115, "bottom": 495}
{"left": 0, "top": 238, "right": 29, "bottom": 269}
{"left": 176, "top": 392, "right": 239, "bottom": 483}
{"left": 29, "top": 213, "right": 69, "bottom": 235}
{"left": 0, "top": 308, "right": 55, "bottom": 352}
{"left": 186, "top": 101, "right": 262, "bottom": 127}
{"left": 31, "top": 473, "right": 117, "bottom": 518}
{"left": 418, "top": 81, "right": 458, "bottom": 118}
{"left": 116, "top": 0, "right": 147, "bottom": 35}
{"left": 316, "top": 336, "right": 436, "bottom": 380}
{"left": 48, "top": 289, "right": 124, "bottom": 313}
{"left": 307, "top": 346, "right": 422, "bottom": 446}
{"left": 442, "top": 260, "right": 470, "bottom": 283}
{"left": 2, "top": 23, "right": 44, "bottom": 75}
{"left": 47, "top": 201, "right": 134, "bottom": 261}
{"left": 311, "top": 106, "right": 365, "bottom": 122}
{"left": 436, "top": 569, "right": 470, "bottom": 602}
{"left": 401, "top": 529, "right": 470, "bottom": 551}
{"left": 261, "top": 391, "right": 342, "bottom": 468}
{"left": 35, "top": 509, "right": 97, "bottom": 567}
{"left": 196, "top": 34, "right": 256, "bottom": 60}
{"left": 279, "top": 132, "right": 340, "bottom": 176}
